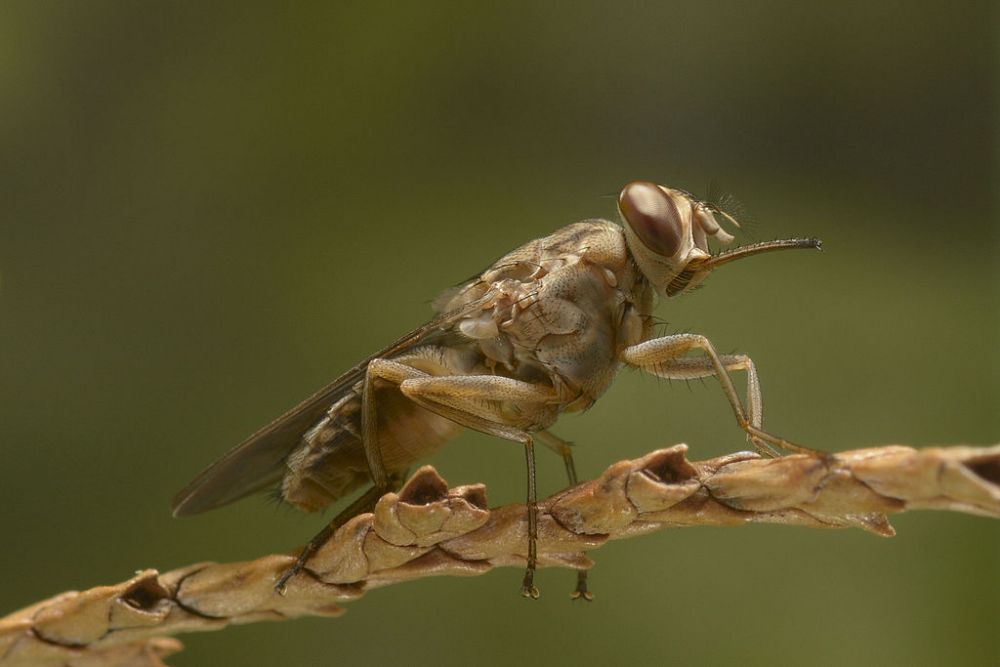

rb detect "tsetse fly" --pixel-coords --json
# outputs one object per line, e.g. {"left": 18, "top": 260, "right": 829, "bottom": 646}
{"left": 172, "top": 181, "right": 822, "bottom": 599}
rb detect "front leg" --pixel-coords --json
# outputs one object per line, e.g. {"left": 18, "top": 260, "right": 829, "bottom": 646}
{"left": 636, "top": 352, "right": 776, "bottom": 456}
{"left": 621, "top": 334, "right": 822, "bottom": 456}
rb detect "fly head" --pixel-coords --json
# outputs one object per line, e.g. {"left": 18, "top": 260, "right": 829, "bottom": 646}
{"left": 617, "top": 180, "right": 820, "bottom": 297}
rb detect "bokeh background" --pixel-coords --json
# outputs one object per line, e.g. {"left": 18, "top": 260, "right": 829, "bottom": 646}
{"left": 1, "top": 2, "right": 997, "bottom": 665}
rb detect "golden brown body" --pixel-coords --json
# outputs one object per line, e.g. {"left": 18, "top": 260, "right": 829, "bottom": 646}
{"left": 281, "top": 220, "right": 654, "bottom": 511}
{"left": 173, "top": 181, "right": 819, "bottom": 598}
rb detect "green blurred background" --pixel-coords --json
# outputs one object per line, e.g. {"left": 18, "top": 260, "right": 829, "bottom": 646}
{"left": 1, "top": 2, "right": 997, "bottom": 665}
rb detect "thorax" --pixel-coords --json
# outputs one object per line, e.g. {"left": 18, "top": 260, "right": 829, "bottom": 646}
{"left": 441, "top": 219, "right": 655, "bottom": 410}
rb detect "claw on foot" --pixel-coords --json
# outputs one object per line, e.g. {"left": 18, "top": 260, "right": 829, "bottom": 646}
{"left": 274, "top": 565, "right": 301, "bottom": 596}
{"left": 570, "top": 582, "right": 593, "bottom": 601}
{"left": 521, "top": 570, "right": 540, "bottom": 599}
{"left": 570, "top": 571, "right": 593, "bottom": 601}
{"left": 749, "top": 436, "right": 781, "bottom": 458}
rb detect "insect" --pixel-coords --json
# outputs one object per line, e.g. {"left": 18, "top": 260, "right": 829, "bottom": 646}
{"left": 172, "top": 181, "right": 822, "bottom": 599}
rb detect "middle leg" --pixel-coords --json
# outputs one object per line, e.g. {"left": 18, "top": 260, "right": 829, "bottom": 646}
{"left": 397, "top": 373, "right": 561, "bottom": 598}
{"left": 536, "top": 429, "right": 593, "bottom": 600}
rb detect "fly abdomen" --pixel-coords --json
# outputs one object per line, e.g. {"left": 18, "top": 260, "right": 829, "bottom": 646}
{"left": 282, "top": 377, "right": 461, "bottom": 512}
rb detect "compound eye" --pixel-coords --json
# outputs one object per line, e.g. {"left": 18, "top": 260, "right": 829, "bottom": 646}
{"left": 618, "top": 181, "right": 683, "bottom": 258}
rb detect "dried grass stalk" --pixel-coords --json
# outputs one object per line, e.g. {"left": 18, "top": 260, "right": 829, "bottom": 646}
{"left": 2, "top": 443, "right": 998, "bottom": 667}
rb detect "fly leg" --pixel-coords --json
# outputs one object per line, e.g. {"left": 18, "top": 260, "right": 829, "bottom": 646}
{"left": 640, "top": 353, "right": 778, "bottom": 457}
{"left": 537, "top": 429, "right": 579, "bottom": 486}
{"left": 275, "top": 357, "right": 433, "bottom": 593}
{"left": 536, "top": 430, "right": 592, "bottom": 600}
{"left": 274, "top": 472, "right": 405, "bottom": 593}
{"left": 621, "top": 334, "right": 825, "bottom": 457}
{"left": 395, "top": 374, "right": 561, "bottom": 599}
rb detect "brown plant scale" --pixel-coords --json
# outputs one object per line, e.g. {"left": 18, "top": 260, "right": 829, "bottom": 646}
{"left": 2, "top": 443, "right": 999, "bottom": 667}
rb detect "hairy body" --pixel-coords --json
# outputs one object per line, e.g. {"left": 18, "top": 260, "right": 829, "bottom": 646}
{"left": 281, "top": 221, "right": 654, "bottom": 511}
{"left": 173, "top": 182, "right": 820, "bottom": 596}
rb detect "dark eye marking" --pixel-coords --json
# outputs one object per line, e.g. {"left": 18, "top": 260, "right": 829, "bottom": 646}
{"left": 618, "top": 181, "right": 682, "bottom": 257}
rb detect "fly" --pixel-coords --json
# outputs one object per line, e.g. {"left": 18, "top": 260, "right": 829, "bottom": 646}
{"left": 172, "top": 181, "right": 822, "bottom": 599}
